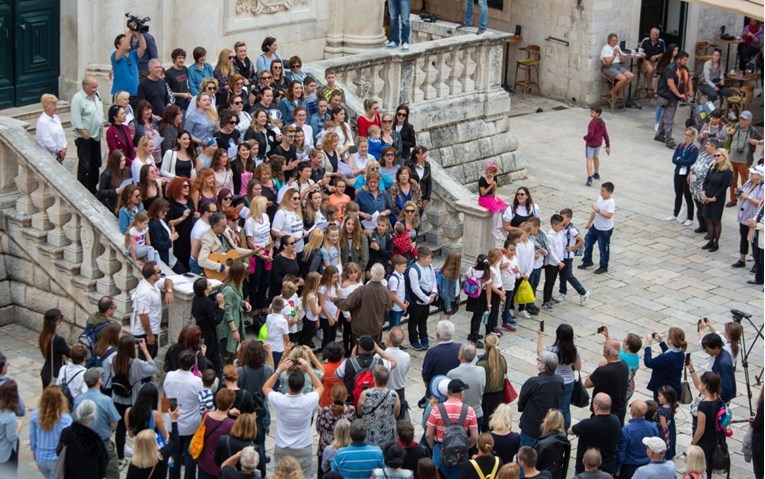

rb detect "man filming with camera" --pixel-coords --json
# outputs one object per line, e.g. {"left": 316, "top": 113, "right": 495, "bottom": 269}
{"left": 110, "top": 18, "right": 147, "bottom": 103}
{"left": 725, "top": 110, "right": 764, "bottom": 208}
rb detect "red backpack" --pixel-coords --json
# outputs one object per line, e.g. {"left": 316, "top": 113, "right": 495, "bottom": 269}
{"left": 349, "top": 356, "right": 380, "bottom": 408}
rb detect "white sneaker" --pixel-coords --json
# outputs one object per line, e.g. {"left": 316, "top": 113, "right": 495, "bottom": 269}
{"left": 654, "top": 123, "right": 659, "bottom": 132}
{"left": 580, "top": 291, "right": 590, "bottom": 305}
{"left": 555, "top": 294, "right": 567, "bottom": 302}
{"left": 665, "top": 215, "right": 677, "bottom": 221}
{"left": 124, "top": 445, "right": 133, "bottom": 458}
{"left": 402, "top": 43, "right": 410, "bottom": 52}
{"left": 682, "top": 219, "right": 693, "bottom": 226}
{"left": 385, "top": 41, "right": 398, "bottom": 49}
{"left": 518, "top": 310, "right": 531, "bottom": 319}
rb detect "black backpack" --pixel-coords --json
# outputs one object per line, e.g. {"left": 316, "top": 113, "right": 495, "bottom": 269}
{"left": 60, "top": 367, "right": 84, "bottom": 411}
{"left": 79, "top": 322, "right": 110, "bottom": 367}
{"left": 437, "top": 402, "right": 469, "bottom": 467}
{"left": 111, "top": 360, "right": 134, "bottom": 399}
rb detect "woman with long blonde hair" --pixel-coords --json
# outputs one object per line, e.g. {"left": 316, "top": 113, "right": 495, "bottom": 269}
{"left": 303, "top": 228, "right": 326, "bottom": 274}
{"left": 339, "top": 214, "right": 369, "bottom": 271}
{"left": 683, "top": 445, "right": 707, "bottom": 479}
{"left": 185, "top": 92, "right": 218, "bottom": 145}
{"left": 132, "top": 136, "right": 156, "bottom": 183}
{"left": 488, "top": 403, "right": 520, "bottom": 467}
{"left": 477, "top": 333, "right": 507, "bottom": 432}
{"left": 30, "top": 385, "right": 72, "bottom": 479}
{"left": 701, "top": 148, "right": 734, "bottom": 251}
{"left": 126, "top": 429, "right": 166, "bottom": 478}
{"left": 320, "top": 417, "right": 352, "bottom": 476}
{"left": 214, "top": 49, "right": 235, "bottom": 92}
{"left": 245, "top": 195, "right": 273, "bottom": 316}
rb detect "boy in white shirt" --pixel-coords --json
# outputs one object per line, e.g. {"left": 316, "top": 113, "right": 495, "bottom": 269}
{"left": 266, "top": 296, "right": 290, "bottom": 367}
{"left": 579, "top": 182, "right": 616, "bottom": 275}
{"left": 388, "top": 255, "right": 409, "bottom": 328}
{"left": 277, "top": 278, "right": 303, "bottom": 344}
{"left": 542, "top": 215, "right": 566, "bottom": 311}
{"left": 500, "top": 239, "right": 520, "bottom": 332}
{"left": 559, "top": 208, "right": 589, "bottom": 305}
{"left": 505, "top": 227, "right": 535, "bottom": 320}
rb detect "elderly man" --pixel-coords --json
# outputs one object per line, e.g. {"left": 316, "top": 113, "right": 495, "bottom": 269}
{"left": 422, "top": 320, "right": 461, "bottom": 400}
{"left": 137, "top": 58, "right": 172, "bottom": 116}
{"left": 601, "top": 33, "right": 636, "bottom": 107}
{"left": 518, "top": 351, "right": 564, "bottom": 446}
{"left": 71, "top": 75, "right": 105, "bottom": 193}
{"left": 448, "top": 343, "right": 486, "bottom": 428}
{"left": 569, "top": 393, "right": 621, "bottom": 476}
{"left": 639, "top": 28, "right": 665, "bottom": 91}
{"left": 58, "top": 400, "right": 109, "bottom": 479}
{"left": 219, "top": 446, "right": 261, "bottom": 479}
{"left": 585, "top": 338, "right": 629, "bottom": 424}
{"left": 616, "top": 400, "right": 660, "bottom": 479}
{"left": 338, "top": 263, "right": 392, "bottom": 342}
{"left": 726, "top": 110, "right": 764, "bottom": 207}
{"left": 573, "top": 448, "right": 614, "bottom": 479}
{"left": 74, "top": 368, "right": 121, "bottom": 479}
{"left": 631, "top": 437, "right": 676, "bottom": 479}
{"left": 385, "top": 327, "right": 411, "bottom": 420}
{"left": 198, "top": 212, "right": 252, "bottom": 276}
{"left": 132, "top": 262, "right": 174, "bottom": 360}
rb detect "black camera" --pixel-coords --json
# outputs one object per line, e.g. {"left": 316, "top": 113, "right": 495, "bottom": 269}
{"left": 731, "top": 309, "right": 752, "bottom": 323}
{"left": 126, "top": 13, "right": 150, "bottom": 33}
{"left": 737, "top": 147, "right": 745, "bottom": 154}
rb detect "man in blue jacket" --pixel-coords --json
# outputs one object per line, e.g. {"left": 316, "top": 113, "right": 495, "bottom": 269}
{"left": 702, "top": 333, "right": 736, "bottom": 403}
{"left": 615, "top": 400, "right": 660, "bottom": 479}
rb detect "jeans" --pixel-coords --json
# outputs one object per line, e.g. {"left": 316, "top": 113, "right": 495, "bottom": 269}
{"left": 387, "top": 0, "right": 411, "bottom": 45}
{"left": 698, "top": 83, "right": 731, "bottom": 102}
{"left": 432, "top": 442, "right": 462, "bottom": 479}
{"left": 582, "top": 227, "right": 613, "bottom": 268}
{"left": 463, "top": 0, "right": 488, "bottom": 29}
{"left": 36, "top": 460, "right": 57, "bottom": 479}
{"left": 170, "top": 434, "right": 196, "bottom": 479}
{"left": 501, "top": 288, "right": 515, "bottom": 324}
{"left": 559, "top": 259, "right": 586, "bottom": 296}
{"left": 389, "top": 310, "right": 403, "bottom": 327}
{"left": 519, "top": 431, "right": 536, "bottom": 447}
{"left": 560, "top": 381, "right": 574, "bottom": 430}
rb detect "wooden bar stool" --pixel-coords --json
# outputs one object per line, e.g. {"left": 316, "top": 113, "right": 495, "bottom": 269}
{"left": 513, "top": 45, "right": 541, "bottom": 95}
{"left": 600, "top": 68, "right": 624, "bottom": 112}
{"left": 727, "top": 85, "right": 754, "bottom": 119}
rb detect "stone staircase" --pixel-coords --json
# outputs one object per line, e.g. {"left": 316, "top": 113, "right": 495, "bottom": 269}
{"left": 1, "top": 102, "right": 72, "bottom": 134}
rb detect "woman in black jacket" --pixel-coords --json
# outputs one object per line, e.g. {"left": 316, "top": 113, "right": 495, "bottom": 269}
{"left": 533, "top": 409, "right": 570, "bottom": 479}
{"left": 394, "top": 105, "right": 416, "bottom": 164}
{"left": 147, "top": 199, "right": 186, "bottom": 274}
{"left": 98, "top": 150, "right": 131, "bottom": 215}
{"left": 57, "top": 400, "right": 108, "bottom": 479}
{"left": 701, "top": 148, "right": 734, "bottom": 252}
{"left": 192, "top": 278, "right": 225, "bottom": 378}
{"left": 406, "top": 145, "right": 432, "bottom": 214}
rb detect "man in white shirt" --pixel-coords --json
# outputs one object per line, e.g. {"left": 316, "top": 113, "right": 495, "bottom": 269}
{"left": 163, "top": 350, "right": 203, "bottom": 479}
{"left": 579, "top": 182, "right": 616, "bottom": 275}
{"left": 385, "top": 327, "right": 411, "bottom": 420}
{"left": 132, "top": 262, "right": 174, "bottom": 359}
{"left": 263, "top": 357, "right": 324, "bottom": 478}
{"left": 189, "top": 202, "right": 217, "bottom": 274}
{"left": 541, "top": 215, "right": 566, "bottom": 311}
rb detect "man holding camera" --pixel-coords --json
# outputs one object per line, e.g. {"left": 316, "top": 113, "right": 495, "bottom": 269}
{"left": 726, "top": 110, "right": 763, "bottom": 207}
{"left": 655, "top": 51, "right": 692, "bottom": 149}
{"left": 111, "top": 23, "right": 147, "bottom": 101}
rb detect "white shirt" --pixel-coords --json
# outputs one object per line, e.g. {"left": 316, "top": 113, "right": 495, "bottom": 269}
{"left": 244, "top": 214, "right": 272, "bottom": 247}
{"left": 163, "top": 369, "right": 203, "bottom": 436}
{"left": 292, "top": 123, "right": 315, "bottom": 150}
{"left": 516, "top": 239, "right": 535, "bottom": 277}
{"left": 131, "top": 156, "right": 156, "bottom": 185}
{"left": 502, "top": 203, "right": 540, "bottom": 225}
{"left": 56, "top": 363, "right": 88, "bottom": 399}
{"left": 272, "top": 209, "right": 305, "bottom": 252}
{"left": 562, "top": 224, "right": 581, "bottom": 260}
{"left": 281, "top": 294, "right": 303, "bottom": 334}
{"left": 132, "top": 278, "right": 162, "bottom": 335}
{"left": 304, "top": 293, "right": 319, "bottom": 322}
{"left": 388, "top": 271, "right": 406, "bottom": 312}
{"left": 386, "top": 347, "right": 411, "bottom": 391}
{"left": 336, "top": 354, "right": 393, "bottom": 378}
{"left": 36, "top": 112, "right": 67, "bottom": 156}
{"left": 545, "top": 228, "right": 565, "bottom": 266}
{"left": 601, "top": 44, "right": 622, "bottom": 65}
{"left": 268, "top": 391, "right": 319, "bottom": 448}
{"left": 489, "top": 264, "right": 503, "bottom": 290}
{"left": 319, "top": 285, "right": 339, "bottom": 319}
{"left": 190, "top": 220, "right": 211, "bottom": 261}
{"left": 266, "top": 313, "right": 289, "bottom": 353}
{"left": 500, "top": 255, "right": 519, "bottom": 290}
{"left": 594, "top": 196, "right": 616, "bottom": 230}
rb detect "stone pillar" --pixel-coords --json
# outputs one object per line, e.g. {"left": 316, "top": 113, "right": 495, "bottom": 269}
{"left": 325, "top": 0, "right": 386, "bottom": 56}
{"left": 456, "top": 197, "right": 497, "bottom": 271}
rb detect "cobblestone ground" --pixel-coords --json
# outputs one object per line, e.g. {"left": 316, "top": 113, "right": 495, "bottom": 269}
{"left": 4, "top": 98, "right": 763, "bottom": 478}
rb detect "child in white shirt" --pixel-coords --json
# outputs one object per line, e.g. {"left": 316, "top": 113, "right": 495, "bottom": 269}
{"left": 388, "top": 255, "right": 409, "bottom": 328}
{"left": 266, "top": 296, "right": 290, "bottom": 367}
{"left": 124, "top": 212, "right": 160, "bottom": 265}
{"left": 542, "top": 215, "right": 566, "bottom": 310}
{"left": 499, "top": 240, "right": 521, "bottom": 330}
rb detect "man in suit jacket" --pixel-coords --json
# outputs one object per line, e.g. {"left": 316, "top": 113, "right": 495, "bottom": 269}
{"left": 198, "top": 212, "right": 251, "bottom": 275}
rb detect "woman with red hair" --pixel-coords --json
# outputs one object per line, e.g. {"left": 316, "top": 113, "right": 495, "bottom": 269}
{"left": 163, "top": 324, "right": 210, "bottom": 374}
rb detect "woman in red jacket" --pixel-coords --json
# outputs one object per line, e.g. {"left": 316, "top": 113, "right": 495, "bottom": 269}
{"left": 106, "top": 104, "right": 136, "bottom": 166}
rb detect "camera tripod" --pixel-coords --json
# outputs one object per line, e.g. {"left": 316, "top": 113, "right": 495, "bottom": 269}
{"left": 731, "top": 309, "right": 763, "bottom": 416}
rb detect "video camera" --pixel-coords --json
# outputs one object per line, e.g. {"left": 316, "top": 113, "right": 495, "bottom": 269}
{"left": 731, "top": 309, "right": 752, "bottom": 323}
{"left": 126, "top": 13, "right": 150, "bottom": 33}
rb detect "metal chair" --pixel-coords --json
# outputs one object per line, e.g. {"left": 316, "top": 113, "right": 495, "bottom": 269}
{"left": 513, "top": 45, "right": 541, "bottom": 95}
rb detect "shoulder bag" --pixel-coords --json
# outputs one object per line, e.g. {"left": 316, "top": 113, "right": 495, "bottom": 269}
{"left": 680, "top": 367, "right": 693, "bottom": 405}
{"left": 571, "top": 370, "right": 590, "bottom": 408}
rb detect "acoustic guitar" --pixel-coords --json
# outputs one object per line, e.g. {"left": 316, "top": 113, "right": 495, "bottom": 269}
{"left": 203, "top": 250, "right": 256, "bottom": 281}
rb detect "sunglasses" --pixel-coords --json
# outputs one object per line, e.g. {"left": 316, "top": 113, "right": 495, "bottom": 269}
{"left": 223, "top": 196, "right": 233, "bottom": 201}
{"left": 284, "top": 241, "right": 295, "bottom": 246}
{"left": 382, "top": 120, "right": 393, "bottom": 123}
{"left": 383, "top": 153, "right": 394, "bottom": 157}
{"left": 713, "top": 154, "right": 722, "bottom": 157}
{"left": 291, "top": 196, "right": 300, "bottom": 200}
{"left": 516, "top": 192, "right": 527, "bottom": 196}
{"left": 291, "top": 64, "right": 301, "bottom": 68}
{"left": 261, "top": 75, "right": 272, "bottom": 80}
{"left": 273, "top": 65, "right": 282, "bottom": 69}
{"left": 206, "top": 86, "right": 217, "bottom": 90}
{"left": 182, "top": 184, "right": 190, "bottom": 188}
{"left": 397, "top": 112, "right": 406, "bottom": 117}
{"left": 228, "top": 56, "right": 234, "bottom": 60}
{"left": 233, "top": 101, "right": 243, "bottom": 105}
{"left": 405, "top": 209, "right": 415, "bottom": 213}
{"left": 370, "top": 166, "right": 380, "bottom": 171}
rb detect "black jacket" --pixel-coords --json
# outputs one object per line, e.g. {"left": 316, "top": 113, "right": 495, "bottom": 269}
{"left": 192, "top": 295, "right": 225, "bottom": 347}
{"left": 533, "top": 432, "right": 571, "bottom": 479}
{"left": 398, "top": 124, "right": 416, "bottom": 161}
{"left": 148, "top": 218, "right": 173, "bottom": 265}
{"left": 406, "top": 161, "right": 432, "bottom": 202}
{"left": 517, "top": 372, "right": 564, "bottom": 439}
{"left": 57, "top": 422, "right": 108, "bottom": 479}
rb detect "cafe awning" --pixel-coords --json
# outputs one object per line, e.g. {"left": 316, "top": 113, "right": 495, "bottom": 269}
{"left": 683, "top": 0, "right": 763, "bottom": 20}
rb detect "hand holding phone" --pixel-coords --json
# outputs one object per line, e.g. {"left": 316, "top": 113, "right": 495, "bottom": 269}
{"left": 597, "top": 326, "right": 605, "bottom": 334}
{"left": 540, "top": 320, "right": 545, "bottom": 333}
{"left": 685, "top": 353, "right": 691, "bottom": 366}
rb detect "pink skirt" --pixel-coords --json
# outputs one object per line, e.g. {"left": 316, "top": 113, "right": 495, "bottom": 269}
{"left": 478, "top": 195, "right": 508, "bottom": 213}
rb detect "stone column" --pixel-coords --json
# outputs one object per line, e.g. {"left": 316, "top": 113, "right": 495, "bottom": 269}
{"left": 456, "top": 197, "right": 497, "bottom": 271}
{"left": 325, "top": 0, "right": 386, "bottom": 56}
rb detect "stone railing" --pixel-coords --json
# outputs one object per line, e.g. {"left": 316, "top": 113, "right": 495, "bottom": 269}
{"left": 0, "top": 118, "right": 141, "bottom": 335}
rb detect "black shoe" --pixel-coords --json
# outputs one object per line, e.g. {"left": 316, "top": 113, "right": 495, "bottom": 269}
{"left": 747, "top": 280, "right": 764, "bottom": 285}
{"left": 701, "top": 242, "right": 713, "bottom": 250}
{"left": 732, "top": 260, "right": 746, "bottom": 268}
{"left": 476, "top": 334, "right": 484, "bottom": 339}
{"left": 708, "top": 245, "right": 719, "bottom": 252}
{"left": 594, "top": 267, "right": 608, "bottom": 274}
{"left": 654, "top": 134, "right": 666, "bottom": 143}
{"left": 751, "top": 266, "right": 757, "bottom": 274}
{"left": 626, "top": 100, "right": 641, "bottom": 109}
{"left": 528, "top": 308, "right": 540, "bottom": 316}
{"left": 666, "top": 141, "right": 677, "bottom": 149}
{"left": 693, "top": 227, "right": 707, "bottom": 233}
{"left": 417, "top": 396, "right": 427, "bottom": 409}
{"left": 473, "top": 340, "right": 485, "bottom": 349}
{"left": 578, "top": 261, "right": 594, "bottom": 269}
{"left": 703, "top": 233, "right": 711, "bottom": 240}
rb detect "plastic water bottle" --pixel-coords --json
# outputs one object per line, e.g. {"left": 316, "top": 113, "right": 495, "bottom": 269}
{"left": 168, "top": 457, "right": 174, "bottom": 469}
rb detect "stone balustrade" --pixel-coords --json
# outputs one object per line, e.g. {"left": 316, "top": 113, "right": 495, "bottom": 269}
{"left": 0, "top": 118, "right": 140, "bottom": 336}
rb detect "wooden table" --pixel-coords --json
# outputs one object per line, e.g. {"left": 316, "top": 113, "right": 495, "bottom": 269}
{"left": 503, "top": 35, "right": 523, "bottom": 92}
{"left": 726, "top": 72, "right": 758, "bottom": 86}
{"left": 716, "top": 37, "right": 743, "bottom": 73}
{"left": 624, "top": 52, "right": 647, "bottom": 108}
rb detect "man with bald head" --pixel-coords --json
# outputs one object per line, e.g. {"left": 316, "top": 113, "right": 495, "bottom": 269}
{"left": 569, "top": 393, "right": 621, "bottom": 475}
{"left": 585, "top": 338, "right": 629, "bottom": 424}
{"left": 71, "top": 75, "right": 105, "bottom": 193}
{"left": 615, "top": 400, "right": 660, "bottom": 479}
{"left": 573, "top": 448, "right": 614, "bottom": 479}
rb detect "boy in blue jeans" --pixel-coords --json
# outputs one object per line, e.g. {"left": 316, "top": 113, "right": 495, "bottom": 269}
{"left": 388, "top": 255, "right": 409, "bottom": 327}
{"left": 578, "top": 182, "right": 616, "bottom": 275}
{"left": 558, "top": 208, "right": 590, "bottom": 305}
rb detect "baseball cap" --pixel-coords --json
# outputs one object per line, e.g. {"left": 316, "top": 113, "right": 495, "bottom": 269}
{"left": 750, "top": 165, "right": 764, "bottom": 176}
{"left": 447, "top": 379, "right": 470, "bottom": 394}
{"left": 740, "top": 110, "right": 753, "bottom": 121}
{"left": 642, "top": 436, "right": 667, "bottom": 454}
{"left": 202, "top": 137, "right": 217, "bottom": 147}
{"left": 83, "top": 367, "right": 104, "bottom": 387}
{"left": 429, "top": 375, "right": 450, "bottom": 402}
{"left": 358, "top": 335, "right": 375, "bottom": 352}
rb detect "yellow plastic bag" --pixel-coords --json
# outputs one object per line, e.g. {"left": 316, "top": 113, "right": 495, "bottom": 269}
{"left": 513, "top": 279, "right": 535, "bottom": 304}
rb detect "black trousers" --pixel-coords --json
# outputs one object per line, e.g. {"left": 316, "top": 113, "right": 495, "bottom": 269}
{"left": 408, "top": 303, "right": 430, "bottom": 346}
{"left": 754, "top": 238, "right": 764, "bottom": 285}
{"left": 694, "top": 199, "right": 706, "bottom": 231}
{"left": 319, "top": 316, "right": 338, "bottom": 349}
{"left": 543, "top": 264, "right": 560, "bottom": 303}
{"left": 673, "top": 173, "right": 693, "bottom": 220}
{"left": 740, "top": 223, "right": 752, "bottom": 256}
{"left": 75, "top": 137, "right": 102, "bottom": 194}
{"left": 300, "top": 318, "right": 318, "bottom": 346}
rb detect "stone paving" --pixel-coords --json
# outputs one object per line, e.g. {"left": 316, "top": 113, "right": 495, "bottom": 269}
{"left": 3, "top": 94, "right": 764, "bottom": 478}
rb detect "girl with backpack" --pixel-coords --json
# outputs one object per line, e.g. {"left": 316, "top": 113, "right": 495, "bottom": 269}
{"left": 465, "top": 254, "right": 492, "bottom": 347}
{"left": 94, "top": 323, "right": 121, "bottom": 396}
{"left": 462, "top": 433, "right": 502, "bottom": 479}
{"left": 439, "top": 251, "right": 462, "bottom": 321}
{"left": 112, "top": 335, "right": 157, "bottom": 469}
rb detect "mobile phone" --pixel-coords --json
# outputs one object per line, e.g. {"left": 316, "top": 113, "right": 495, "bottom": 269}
{"left": 183, "top": 273, "right": 195, "bottom": 278}
{"left": 652, "top": 332, "right": 659, "bottom": 340}
{"left": 199, "top": 338, "right": 205, "bottom": 346}
{"left": 697, "top": 319, "right": 703, "bottom": 328}
{"left": 597, "top": 326, "right": 605, "bottom": 334}
{"left": 540, "top": 320, "right": 545, "bottom": 332}
{"left": 685, "top": 353, "right": 691, "bottom": 366}
{"left": 161, "top": 397, "right": 178, "bottom": 412}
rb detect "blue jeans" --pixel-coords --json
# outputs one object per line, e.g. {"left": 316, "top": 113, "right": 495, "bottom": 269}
{"left": 582, "top": 227, "right": 613, "bottom": 268}
{"left": 519, "top": 431, "right": 536, "bottom": 447}
{"left": 189, "top": 257, "right": 202, "bottom": 274}
{"left": 432, "top": 443, "right": 462, "bottom": 479}
{"left": 559, "top": 259, "right": 586, "bottom": 296}
{"left": 389, "top": 310, "right": 403, "bottom": 327}
{"left": 36, "top": 460, "right": 57, "bottom": 479}
{"left": 388, "top": 0, "right": 411, "bottom": 45}
{"left": 463, "top": 0, "right": 488, "bottom": 29}
{"left": 560, "top": 381, "right": 574, "bottom": 430}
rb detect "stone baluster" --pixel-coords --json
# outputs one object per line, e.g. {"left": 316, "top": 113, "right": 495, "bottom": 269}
{"left": 30, "top": 181, "right": 54, "bottom": 232}
{"left": 78, "top": 223, "right": 102, "bottom": 281}
{"left": 434, "top": 51, "right": 450, "bottom": 99}
{"left": 456, "top": 197, "right": 495, "bottom": 270}
{"left": 463, "top": 48, "right": 478, "bottom": 94}
{"left": 45, "top": 195, "right": 72, "bottom": 250}
{"left": 95, "top": 238, "right": 122, "bottom": 297}
{"left": 414, "top": 56, "right": 428, "bottom": 103}
{"left": 399, "top": 59, "right": 416, "bottom": 106}
{"left": 445, "top": 50, "right": 461, "bottom": 96}
{"left": 13, "top": 164, "right": 38, "bottom": 217}
{"left": 61, "top": 211, "right": 84, "bottom": 269}
{"left": 424, "top": 52, "right": 440, "bottom": 100}
{"left": 111, "top": 254, "right": 140, "bottom": 318}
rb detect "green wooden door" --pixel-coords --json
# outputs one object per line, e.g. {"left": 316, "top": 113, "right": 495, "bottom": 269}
{"left": 0, "top": 0, "right": 59, "bottom": 109}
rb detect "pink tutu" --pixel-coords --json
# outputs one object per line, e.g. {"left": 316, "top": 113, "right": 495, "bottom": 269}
{"left": 478, "top": 195, "right": 508, "bottom": 213}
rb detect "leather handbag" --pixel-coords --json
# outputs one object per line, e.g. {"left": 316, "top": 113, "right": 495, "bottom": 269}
{"left": 503, "top": 377, "right": 518, "bottom": 403}
{"left": 571, "top": 370, "right": 590, "bottom": 408}
{"left": 680, "top": 367, "right": 693, "bottom": 405}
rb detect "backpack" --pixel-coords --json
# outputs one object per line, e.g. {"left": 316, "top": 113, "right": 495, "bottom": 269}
{"left": 404, "top": 262, "right": 423, "bottom": 303}
{"left": 111, "top": 360, "right": 134, "bottom": 399}
{"left": 350, "top": 356, "right": 380, "bottom": 408}
{"left": 434, "top": 268, "right": 443, "bottom": 295}
{"left": 78, "top": 322, "right": 110, "bottom": 366}
{"left": 86, "top": 347, "right": 116, "bottom": 370}
{"left": 463, "top": 268, "right": 482, "bottom": 299}
{"left": 469, "top": 456, "right": 500, "bottom": 479}
{"left": 237, "top": 367, "right": 267, "bottom": 418}
{"left": 565, "top": 224, "right": 584, "bottom": 257}
{"left": 437, "top": 402, "right": 470, "bottom": 467}
{"left": 715, "top": 398, "right": 733, "bottom": 437}
{"left": 60, "top": 367, "right": 84, "bottom": 411}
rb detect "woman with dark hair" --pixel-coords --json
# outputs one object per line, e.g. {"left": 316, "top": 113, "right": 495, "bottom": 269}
{"left": 138, "top": 164, "right": 162, "bottom": 211}
{"left": 232, "top": 141, "right": 257, "bottom": 197}
{"left": 160, "top": 129, "right": 197, "bottom": 180}
{"left": 165, "top": 177, "right": 194, "bottom": 270}
{"left": 236, "top": 340, "right": 273, "bottom": 477}
{"left": 98, "top": 150, "right": 131, "bottom": 214}
{"left": 653, "top": 44, "right": 678, "bottom": 128}
{"left": 688, "top": 371, "right": 725, "bottom": 479}
{"left": 164, "top": 324, "right": 209, "bottom": 374}
{"left": 38, "top": 308, "right": 70, "bottom": 389}
{"left": 106, "top": 104, "right": 135, "bottom": 165}
{"left": 256, "top": 37, "right": 282, "bottom": 76}
{"left": 644, "top": 326, "right": 687, "bottom": 402}
{"left": 537, "top": 324, "right": 581, "bottom": 430}
{"left": 216, "top": 188, "right": 236, "bottom": 216}
{"left": 133, "top": 100, "right": 162, "bottom": 166}
{"left": 212, "top": 148, "right": 235, "bottom": 194}
{"left": 380, "top": 112, "right": 403, "bottom": 160}
{"left": 125, "top": 383, "right": 169, "bottom": 444}
{"left": 192, "top": 278, "right": 226, "bottom": 377}
{"left": 279, "top": 80, "right": 305, "bottom": 122}
{"left": 218, "top": 263, "right": 251, "bottom": 364}
{"left": 94, "top": 323, "right": 121, "bottom": 396}
{"left": 159, "top": 104, "right": 184, "bottom": 156}
{"left": 0, "top": 380, "right": 21, "bottom": 477}
{"left": 331, "top": 106, "right": 354, "bottom": 160}
{"left": 269, "top": 59, "right": 288, "bottom": 102}
{"left": 405, "top": 145, "right": 432, "bottom": 212}
{"left": 254, "top": 163, "right": 279, "bottom": 220}
{"left": 217, "top": 73, "right": 252, "bottom": 113}
{"left": 394, "top": 105, "right": 416, "bottom": 163}
{"left": 372, "top": 442, "right": 413, "bottom": 479}
{"left": 357, "top": 99, "right": 381, "bottom": 138}
{"left": 244, "top": 109, "right": 279, "bottom": 159}
{"left": 388, "top": 165, "right": 421, "bottom": 223}
{"left": 147, "top": 198, "right": 183, "bottom": 273}
{"left": 231, "top": 93, "right": 253, "bottom": 137}
{"left": 269, "top": 233, "right": 303, "bottom": 300}
{"left": 502, "top": 186, "right": 540, "bottom": 229}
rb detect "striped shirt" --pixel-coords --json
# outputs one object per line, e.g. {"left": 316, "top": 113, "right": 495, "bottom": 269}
{"left": 332, "top": 443, "right": 385, "bottom": 479}
{"left": 29, "top": 410, "right": 73, "bottom": 462}
{"left": 199, "top": 388, "right": 215, "bottom": 415}
{"left": 425, "top": 398, "right": 478, "bottom": 442}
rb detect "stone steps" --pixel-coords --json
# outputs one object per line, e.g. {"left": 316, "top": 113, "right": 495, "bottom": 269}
{"left": 1, "top": 102, "right": 72, "bottom": 133}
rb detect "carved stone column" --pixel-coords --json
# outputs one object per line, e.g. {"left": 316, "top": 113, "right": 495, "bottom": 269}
{"left": 325, "top": 0, "right": 386, "bottom": 56}
{"left": 456, "top": 197, "right": 496, "bottom": 271}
